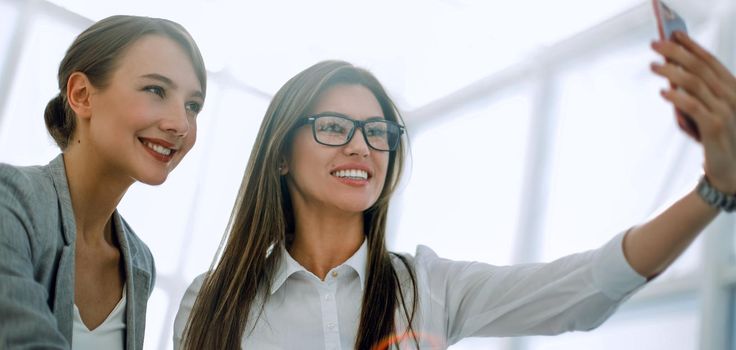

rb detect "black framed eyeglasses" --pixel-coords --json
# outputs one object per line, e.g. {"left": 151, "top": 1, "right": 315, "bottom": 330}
{"left": 299, "top": 113, "right": 405, "bottom": 152}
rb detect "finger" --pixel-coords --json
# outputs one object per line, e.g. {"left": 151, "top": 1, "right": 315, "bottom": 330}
{"left": 651, "top": 61, "right": 729, "bottom": 116}
{"left": 660, "top": 88, "right": 720, "bottom": 138}
{"left": 673, "top": 32, "right": 736, "bottom": 90}
{"left": 651, "top": 40, "right": 736, "bottom": 104}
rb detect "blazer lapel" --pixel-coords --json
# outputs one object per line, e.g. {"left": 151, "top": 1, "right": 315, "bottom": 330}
{"left": 113, "top": 212, "right": 151, "bottom": 350}
{"left": 48, "top": 155, "right": 76, "bottom": 344}
{"left": 52, "top": 245, "right": 74, "bottom": 344}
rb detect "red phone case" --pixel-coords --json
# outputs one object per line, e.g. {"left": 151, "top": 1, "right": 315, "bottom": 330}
{"left": 652, "top": 0, "right": 700, "bottom": 141}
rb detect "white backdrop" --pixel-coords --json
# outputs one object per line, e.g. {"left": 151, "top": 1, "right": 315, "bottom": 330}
{"left": 0, "top": 0, "right": 734, "bottom": 349}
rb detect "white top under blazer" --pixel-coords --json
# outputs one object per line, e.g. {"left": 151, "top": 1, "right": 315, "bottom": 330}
{"left": 72, "top": 286, "right": 126, "bottom": 350}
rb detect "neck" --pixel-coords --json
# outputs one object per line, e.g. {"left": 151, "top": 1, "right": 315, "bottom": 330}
{"left": 288, "top": 205, "right": 365, "bottom": 280}
{"left": 63, "top": 148, "right": 132, "bottom": 246}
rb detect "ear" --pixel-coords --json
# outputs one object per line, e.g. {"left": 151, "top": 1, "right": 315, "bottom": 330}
{"left": 66, "top": 72, "right": 94, "bottom": 120}
{"left": 278, "top": 159, "right": 289, "bottom": 175}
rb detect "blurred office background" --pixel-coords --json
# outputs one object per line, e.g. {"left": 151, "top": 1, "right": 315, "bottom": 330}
{"left": 1, "top": 0, "right": 735, "bottom": 349}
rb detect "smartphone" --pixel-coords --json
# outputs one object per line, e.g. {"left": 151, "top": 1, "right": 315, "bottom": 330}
{"left": 652, "top": 0, "right": 700, "bottom": 141}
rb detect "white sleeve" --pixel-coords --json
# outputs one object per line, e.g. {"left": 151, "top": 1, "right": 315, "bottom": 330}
{"left": 172, "top": 273, "right": 206, "bottom": 350}
{"left": 414, "top": 231, "right": 647, "bottom": 345}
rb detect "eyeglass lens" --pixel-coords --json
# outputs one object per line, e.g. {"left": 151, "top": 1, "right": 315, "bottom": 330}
{"left": 313, "top": 116, "right": 400, "bottom": 151}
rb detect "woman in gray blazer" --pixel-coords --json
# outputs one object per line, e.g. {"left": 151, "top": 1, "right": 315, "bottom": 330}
{"left": 0, "top": 15, "right": 206, "bottom": 349}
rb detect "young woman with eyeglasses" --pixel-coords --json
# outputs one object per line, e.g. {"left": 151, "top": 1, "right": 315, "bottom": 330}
{"left": 175, "top": 32, "right": 735, "bottom": 349}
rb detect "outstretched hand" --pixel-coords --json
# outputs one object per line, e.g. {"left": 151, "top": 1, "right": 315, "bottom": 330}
{"left": 651, "top": 32, "right": 736, "bottom": 194}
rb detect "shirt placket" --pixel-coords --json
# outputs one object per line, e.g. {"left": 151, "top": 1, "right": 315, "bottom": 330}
{"left": 320, "top": 269, "right": 341, "bottom": 350}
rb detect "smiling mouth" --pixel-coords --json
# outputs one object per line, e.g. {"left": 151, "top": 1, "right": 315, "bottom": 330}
{"left": 139, "top": 138, "right": 177, "bottom": 161}
{"left": 331, "top": 169, "right": 369, "bottom": 180}
{"left": 143, "top": 141, "right": 173, "bottom": 156}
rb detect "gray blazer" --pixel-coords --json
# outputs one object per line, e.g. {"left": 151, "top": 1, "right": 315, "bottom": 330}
{"left": 0, "top": 155, "right": 155, "bottom": 349}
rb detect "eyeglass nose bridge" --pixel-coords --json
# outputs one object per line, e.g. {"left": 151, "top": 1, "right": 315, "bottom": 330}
{"left": 346, "top": 119, "right": 368, "bottom": 145}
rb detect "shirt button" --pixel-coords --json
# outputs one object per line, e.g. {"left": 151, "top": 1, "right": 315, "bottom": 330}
{"left": 331, "top": 271, "right": 338, "bottom": 278}
{"left": 324, "top": 294, "right": 332, "bottom": 301}
{"left": 327, "top": 322, "right": 336, "bottom": 330}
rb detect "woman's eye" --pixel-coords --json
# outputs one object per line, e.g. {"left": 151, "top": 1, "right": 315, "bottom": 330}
{"left": 144, "top": 85, "right": 165, "bottom": 98}
{"left": 186, "top": 102, "right": 202, "bottom": 114}
{"left": 319, "top": 123, "right": 345, "bottom": 133}
{"left": 365, "top": 127, "right": 386, "bottom": 137}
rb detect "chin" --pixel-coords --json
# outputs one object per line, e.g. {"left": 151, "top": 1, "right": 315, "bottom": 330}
{"left": 338, "top": 200, "right": 378, "bottom": 214}
{"left": 138, "top": 173, "right": 169, "bottom": 186}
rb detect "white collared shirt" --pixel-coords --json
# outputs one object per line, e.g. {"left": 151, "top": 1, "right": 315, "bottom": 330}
{"left": 174, "top": 232, "right": 646, "bottom": 349}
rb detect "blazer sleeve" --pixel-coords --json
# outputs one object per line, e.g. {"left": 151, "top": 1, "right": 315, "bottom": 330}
{"left": 0, "top": 165, "right": 69, "bottom": 349}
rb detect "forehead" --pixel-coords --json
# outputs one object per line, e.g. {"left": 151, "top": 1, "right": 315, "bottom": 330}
{"left": 311, "top": 84, "right": 383, "bottom": 119}
{"left": 112, "top": 34, "right": 202, "bottom": 93}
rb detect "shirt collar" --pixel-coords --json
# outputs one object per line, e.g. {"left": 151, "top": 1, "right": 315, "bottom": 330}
{"left": 269, "top": 248, "right": 305, "bottom": 295}
{"left": 342, "top": 239, "right": 368, "bottom": 290}
{"left": 270, "top": 239, "right": 368, "bottom": 295}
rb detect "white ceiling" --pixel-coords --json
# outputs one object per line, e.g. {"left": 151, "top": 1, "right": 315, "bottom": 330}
{"left": 42, "top": 0, "right": 730, "bottom": 115}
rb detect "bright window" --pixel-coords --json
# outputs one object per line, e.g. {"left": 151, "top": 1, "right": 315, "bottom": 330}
{"left": 390, "top": 85, "right": 532, "bottom": 266}
{"left": 526, "top": 296, "right": 699, "bottom": 350}
{"left": 0, "top": 11, "right": 81, "bottom": 164}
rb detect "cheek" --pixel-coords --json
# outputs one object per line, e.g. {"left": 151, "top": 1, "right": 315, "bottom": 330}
{"left": 290, "top": 131, "right": 322, "bottom": 170}
{"left": 188, "top": 121, "right": 198, "bottom": 145}
{"left": 372, "top": 155, "right": 390, "bottom": 192}
{"left": 168, "top": 122, "right": 197, "bottom": 164}
{"left": 185, "top": 119, "right": 197, "bottom": 142}
{"left": 375, "top": 154, "right": 390, "bottom": 178}
{"left": 180, "top": 127, "right": 197, "bottom": 156}
{"left": 120, "top": 97, "right": 155, "bottom": 122}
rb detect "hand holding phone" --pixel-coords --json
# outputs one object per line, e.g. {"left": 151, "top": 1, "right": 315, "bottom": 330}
{"left": 652, "top": 0, "right": 700, "bottom": 141}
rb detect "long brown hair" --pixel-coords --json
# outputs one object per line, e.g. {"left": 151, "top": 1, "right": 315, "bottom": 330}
{"left": 182, "top": 60, "right": 418, "bottom": 349}
{"left": 44, "top": 15, "right": 207, "bottom": 150}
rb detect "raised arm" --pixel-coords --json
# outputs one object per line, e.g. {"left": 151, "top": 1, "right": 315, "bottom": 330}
{"left": 623, "top": 32, "right": 736, "bottom": 278}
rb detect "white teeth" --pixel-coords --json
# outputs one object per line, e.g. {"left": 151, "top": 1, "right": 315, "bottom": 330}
{"left": 333, "top": 169, "right": 368, "bottom": 180}
{"left": 143, "top": 141, "right": 172, "bottom": 156}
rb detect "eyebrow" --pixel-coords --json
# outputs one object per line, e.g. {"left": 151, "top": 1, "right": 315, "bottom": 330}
{"left": 140, "top": 73, "right": 204, "bottom": 100}
{"left": 315, "top": 111, "right": 386, "bottom": 120}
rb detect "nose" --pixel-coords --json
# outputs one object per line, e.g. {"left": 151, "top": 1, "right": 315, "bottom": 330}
{"left": 159, "top": 101, "right": 190, "bottom": 137}
{"left": 344, "top": 127, "right": 370, "bottom": 157}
